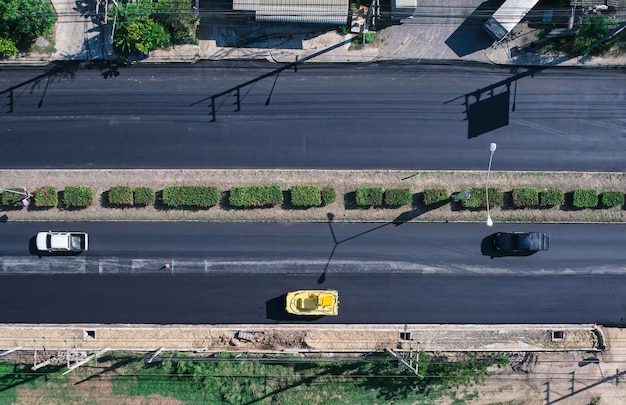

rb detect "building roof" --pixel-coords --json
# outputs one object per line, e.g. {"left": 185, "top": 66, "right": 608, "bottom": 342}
{"left": 233, "top": 0, "right": 349, "bottom": 25}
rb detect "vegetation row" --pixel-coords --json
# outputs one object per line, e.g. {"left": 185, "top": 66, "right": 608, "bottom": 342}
{"left": 1, "top": 185, "right": 625, "bottom": 211}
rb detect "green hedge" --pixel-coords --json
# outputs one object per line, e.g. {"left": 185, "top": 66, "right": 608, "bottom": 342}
{"left": 355, "top": 187, "right": 383, "bottom": 207}
{"left": 34, "top": 186, "right": 57, "bottom": 208}
{"left": 423, "top": 188, "right": 449, "bottom": 205}
{"left": 600, "top": 191, "right": 624, "bottom": 208}
{"left": 572, "top": 189, "right": 598, "bottom": 209}
{"left": 321, "top": 186, "right": 336, "bottom": 206}
{"left": 134, "top": 187, "right": 156, "bottom": 206}
{"left": 1, "top": 188, "right": 27, "bottom": 208}
{"left": 63, "top": 186, "right": 94, "bottom": 208}
{"left": 512, "top": 187, "right": 539, "bottom": 208}
{"left": 384, "top": 188, "right": 412, "bottom": 207}
{"left": 108, "top": 186, "right": 134, "bottom": 206}
{"left": 290, "top": 186, "right": 321, "bottom": 207}
{"left": 462, "top": 187, "right": 503, "bottom": 209}
{"left": 539, "top": 189, "right": 564, "bottom": 207}
{"left": 162, "top": 186, "right": 220, "bottom": 208}
{"left": 229, "top": 185, "right": 283, "bottom": 207}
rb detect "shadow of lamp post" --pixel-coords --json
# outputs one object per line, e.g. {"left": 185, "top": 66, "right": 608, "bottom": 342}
{"left": 486, "top": 143, "right": 497, "bottom": 227}
{"left": 0, "top": 188, "right": 32, "bottom": 207}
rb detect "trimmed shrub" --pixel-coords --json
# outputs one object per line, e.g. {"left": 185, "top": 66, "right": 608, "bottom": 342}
{"left": 512, "top": 187, "right": 539, "bottom": 208}
{"left": 462, "top": 187, "right": 503, "bottom": 209}
{"left": 600, "top": 191, "right": 625, "bottom": 208}
{"left": 34, "top": 186, "right": 57, "bottom": 208}
{"left": 355, "top": 187, "right": 383, "bottom": 207}
{"left": 384, "top": 188, "right": 412, "bottom": 207}
{"left": 290, "top": 186, "right": 321, "bottom": 208}
{"left": 572, "top": 189, "right": 598, "bottom": 209}
{"left": 162, "top": 186, "right": 220, "bottom": 208}
{"left": 134, "top": 187, "right": 156, "bottom": 206}
{"left": 423, "top": 188, "right": 449, "bottom": 205}
{"left": 229, "top": 185, "right": 283, "bottom": 208}
{"left": 63, "top": 186, "right": 94, "bottom": 208}
{"left": 1, "top": 188, "right": 27, "bottom": 208}
{"left": 539, "top": 189, "right": 564, "bottom": 207}
{"left": 108, "top": 186, "right": 134, "bottom": 206}
{"left": 321, "top": 186, "right": 336, "bottom": 206}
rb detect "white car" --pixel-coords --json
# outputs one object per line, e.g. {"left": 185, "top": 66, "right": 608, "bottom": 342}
{"left": 36, "top": 231, "right": 89, "bottom": 252}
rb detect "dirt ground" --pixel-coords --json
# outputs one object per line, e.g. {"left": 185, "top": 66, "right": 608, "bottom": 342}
{"left": 1, "top": 169, "right": 625, "bottom": 224}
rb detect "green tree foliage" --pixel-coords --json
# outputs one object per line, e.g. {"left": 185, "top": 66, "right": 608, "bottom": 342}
{"left": 423, "top": 188, "right": 449, "bottom": 205}
{"left": 162, "top": 186, "right": 220, "bottom": 208}
{"left": 134, "top": 187, "right": 156, "bottom": 206}
{"left": 0, "top": 37, "right": 18, "bottom": 57}
{"left": 573, "top": 16, "right": 613, "bottom": 54}
{"left": 0, "top": 0, "right": 55, "bottom": 48}
{"left": 229, "top": 185, "right": 283, "bottom": 208}
{"left": 355, "top": 187, "right": 383, "bottom": 207}
{"left": 62, "top": 186, "right": 94, "bottom": 208}
{"left": 108, "top": 186, "right": 134, "bottom": 206}
{"left": 573, "top": 189, "right": 598, "bottom": 209}
{"left": 321, "top": 186, "right": 337, "bottom": 206}
{"left": 114, "top": 3, "right": 170, "bottom": 55}
{"left": 34, "top": 186, "right": 57, "bottom": 208}
{"left": 140, "top": 0, "right": 199, "bottom": 44}
{"left": 384, "top": 188, "right": 412, "bottom": 207}
{"left": 539, "top": 188, "right": 564, "bottom": 207}
{"left": 290, "top": 185, "right": 322, "bottom": 207}
{"left": 600, "top": 191, "right": 624, "bottom": 208}
{"left": 1, "top": 188, "right": 27, "bottom": 208}
{"left": 512, "top": 187, "right": 539, "bottom": 208}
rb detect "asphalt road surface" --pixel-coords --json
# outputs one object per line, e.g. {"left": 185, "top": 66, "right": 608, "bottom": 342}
{"left": 0, "top": 273, "right": 625, "bottom": 325}
{"left": 2, "top": 222, "right": 625, "bottom": 324}
{"left": 1, "top": 61, "right": 625, "bottom": 170}
{"left": 2, "top": 222, "right": 625, "bottom": 275}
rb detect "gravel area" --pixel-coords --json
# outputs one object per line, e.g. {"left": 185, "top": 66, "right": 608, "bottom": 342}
{"left": 1, "top": 169, "right": 624, "bottom": 223}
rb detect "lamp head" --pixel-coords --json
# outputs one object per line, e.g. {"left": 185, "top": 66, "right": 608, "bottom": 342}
{"left": 489, "top": 143, "right": 497, "bottom": 153}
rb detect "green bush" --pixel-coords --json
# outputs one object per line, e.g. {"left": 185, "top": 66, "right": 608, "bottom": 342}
{"left": 539, "top": 189, "right": 564, "bottom": 207}
{"left": 63, "top": 186, "right": 94, "bottom": 208}
{"left": 423, "top": 188, "right": 449, "bottom": 205}
{"left": 108, "top": 186, "right": 134, "bottom": 206}
{"left": 162, "top": 186, "right": 220, "bottom": 208}
{"left": 321, "top": 186, "right": 336, "bottom": 206}
{"left": 0, "top": 37, "right": 18, "bottom": 58}
{"left": 290, "top": 186, "right": 321, "bottom": 207}
{"left": 384, "top": 188, "right": 412, "bottom": 207}
{"left": 0, "top": 0, "right": 56, "bottom": 45}
{"left": 512, "top": 187, "right": 539, "bottom": 208}
{"left": 462, "top": 187, "right": 503, "bottom": 209}
{"left": 229, "top": 185, "right": 283, "bottom": 208}
{"left": 34, "top": 186, "right": 57, "bottom": 208}
{"left": 134, "top": 187, "right": 156, "bottom": 206}
{"left": 355, "top": 187, "right": 383, "bottom": 207}
{"left": 572, "top": 189, "right": 598, "bottom": 209}
{"left": 1, "top": 188, "right": 27, "bottom": 208}
{"left": 600, "top": 191, "right": 624, "bottom": 208}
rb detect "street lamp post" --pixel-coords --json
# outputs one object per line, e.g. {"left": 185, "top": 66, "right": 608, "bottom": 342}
{"left": 0, "top": 188, "right": 32, "bottom": 207}
{"left": 485, "top": 143, "right": 497, "bottom": 227}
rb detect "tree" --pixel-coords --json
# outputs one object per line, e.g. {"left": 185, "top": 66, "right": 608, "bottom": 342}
{"left": 0, "top": 0, "right": 56, "bottom": 46}
{"left": 113, "top": 3, "right": 170, "bottom": 55}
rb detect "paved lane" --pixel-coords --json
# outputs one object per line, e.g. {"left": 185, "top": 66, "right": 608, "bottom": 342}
{"left": 1, "top": 62, "right": 624, "bottom": 170}
{"left": 2, "top": 222, "right": 625, "bottom": 275}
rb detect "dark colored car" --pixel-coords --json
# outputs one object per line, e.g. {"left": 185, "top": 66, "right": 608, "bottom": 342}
{"left": 494, "top": 232, "right": 549, "bottom": 253}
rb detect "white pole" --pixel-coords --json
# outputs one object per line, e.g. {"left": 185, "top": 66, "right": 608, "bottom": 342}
{"left": 486, "top": 143, "right": 497, "bottom": 227}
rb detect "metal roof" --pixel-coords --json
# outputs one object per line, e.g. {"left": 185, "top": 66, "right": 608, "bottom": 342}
{"left": 233, "top": 0, "right": 349, "bottom": 25}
